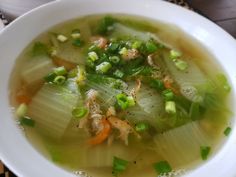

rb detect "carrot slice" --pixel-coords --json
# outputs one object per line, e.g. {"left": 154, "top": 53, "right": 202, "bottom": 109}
{"left": 52, "top": 57, "right": 77, "bottom": 70}
{"left": 164, "top": 80, "right": 179, "bottom": 94}
{"left": 87, "top": 118, "right": 111, "bottom": 145}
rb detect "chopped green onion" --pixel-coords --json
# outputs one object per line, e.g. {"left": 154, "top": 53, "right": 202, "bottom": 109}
{"left": 116, "top": 93, "right": 129, "bottom": 110}
{"left": 135, "top": 122, "right": 149, "bottom": 132}
{"left": 53, "top": 66, "right": 67, "bottom": 76}
{"left": 216, "top": 74, "right": 231, "bottom": 92}
{"left": 86, "top": 59, "right": 95, "bottom": 68}
{"left": 67, "top": 68, "right": 78, "bottom": 78}
{"left": 44, "top": 72, "right": 57, "bottom": 83}
{"left": 71, "top": 29, "right": 81, "bottom": 39}
{"left": 127, "top": 96, "right": 135, "bottom": 107}
{"left": 97, "top": 16, "right": 116, "bottom": 35}
{"left": 113, "top": 69, "right": 124, "bottom": 78}
{"left": 174, "top": 59, "right": 188, "bottom": 71}
{"left": 57, "top": 34, "right": 68, "bottom": 42}
{"left": 32, "top": 42, "right": 48, "bottom": 56}
{"left": 107, "top": 43, "right": 119, "bottom": 53}
{"left": 20, "top": 116, "right": 35, "bottom": 127}
{"left": 96, "top": 62, "right": 112, "bottom": 74}
{"left": 132, "top": 40, "right": 142, "bottom": 49}
{"left": 88, "top": 51, "right": 99, "bottom": 61}
{"left": 224, "top": 127, "right": 232, "bottom": 136}
{"left": 189, "top": 102, "right": 200, "bottom": 120}
{"left": 150, "top": 79, "right": 164, "bottom": 91}
{"left": 153, "top": 161, "right": 172, "bottom": 174}
{"left": 200, "top": 146, "right": 211, "bottom": 160}
{"left": 112, "top": 156, "right": 129, "bottom": 176}
{"left": 72, "top": 39, "right": 84, "bottom": 47}
{"left": 119, "top": 47, "right": 128, "bottom": 55}
{"left": 53, "top": 76, "right": 66, "bottom": 85}
{"left": 48, "top": 46, "right": 57, "bottom": 56}
{"left": 162, "top": 89, "right": 174, "bottom": 101}
{"left": 16, "top": 103, "right": 28, "bottom": 118}
{"left": 165, "top": 101, "right": 176, "bottom": 114}
{"left": 170, "top": 50, "right": 181, "bottom": 60}
{"left": 72, "top": 107, "right": 88, "bottom": 119}
{"left": 145, "top": 41, "right": 158, "bottom": 53}
{"left": 76, "top": 66, "right": 86, "bottom": 85}
{"left": 109, "top": 56, "right": 120, "bottom": 64}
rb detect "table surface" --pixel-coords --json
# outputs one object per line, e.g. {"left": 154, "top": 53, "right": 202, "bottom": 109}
{"left": 187, "top": 0, "right": 236, "bottom": 38}
{"left": 0, "top": 0, "right": 235, "bottom": 176}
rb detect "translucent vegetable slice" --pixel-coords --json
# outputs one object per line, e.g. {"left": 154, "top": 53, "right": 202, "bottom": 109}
{"left": 28, "top": 81, "right": 81, "bottom": 139}
{"left": 21, "top": 56, "right": 55, "bottom": 84}
{"left": 153, "top": 121, "right": 211, "bottom": 167}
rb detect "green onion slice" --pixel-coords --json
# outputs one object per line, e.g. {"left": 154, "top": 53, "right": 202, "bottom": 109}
{"left": 135, "top": 122, "right": 149, "bottom": 132}
{"left": 53, "top": 76, "right": 66, "bottom": 85}
{"left": 20, "top": 116, "right": 35, "bottom": 127}
{"left": 224, "top": 127, "right": 232, "bottom": 136}
{"left": 153, "top": 160, "right": 172, "bottom": 174}
{"left": 53, "top": 66, "right": 67, "bottom": 76}
{"left": 16, "top": 103, "right": 28, "bottom": 118}
{"left": 112, "top": 156, "right": 129, "bottom": 176}
{"left": 200, "top": 146, "right": 211, "bottom": 160}
{"left": 72, "top": 107, "right": 88, "bottom": 119}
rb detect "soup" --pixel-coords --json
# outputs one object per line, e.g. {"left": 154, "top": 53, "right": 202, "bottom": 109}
{"left": 10, "top": 15, "right": 232, "bottom": 177}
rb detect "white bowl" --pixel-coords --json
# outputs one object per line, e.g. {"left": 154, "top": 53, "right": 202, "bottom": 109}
{"left": 0, "top": 0, "right": 236, "bottom": 176}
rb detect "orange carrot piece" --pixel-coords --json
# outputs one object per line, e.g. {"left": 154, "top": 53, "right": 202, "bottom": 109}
{"left": 87, "top": 118, "right": 111, "bottom": 145}
{"left": 164, "top": 80, "right": 179, "bottom": 94}
{"left": 52, "top": 57, "right": 77, "bottom": 70}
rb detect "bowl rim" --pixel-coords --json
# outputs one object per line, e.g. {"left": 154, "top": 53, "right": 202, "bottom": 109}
{"left": 0, "top": 0, "right": 236, "bottom": 177}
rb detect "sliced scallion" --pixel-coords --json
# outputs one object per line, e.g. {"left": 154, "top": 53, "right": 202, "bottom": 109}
{"left": 96, "top": 62, "right": 112, "bottom": 74}
{"left": 72, "top": 39, "right": 84, "bottom": 47}
{"left": 113, "top": 69, "right": 124, "bottom": 78}
{"left": 174, "top": 59, "right": 188, "bottom": 71}
{"left": 135, "top": 122, "right": 149, "bottom": 132}
{"left": 16, "top": 103, "right": 28, "bottom": 118}
{"left": 162, "top": 89, "right": 174, "bottom": 101}
{"left": 224, "top": 127, "right": 232, "bottom": 136}
{"left": 53, "top": 76, "right": 66, "bottom": 85}
{"left": 53, "top": 66, "right": 67, "bottom": 76}
{"left": 44, "top": 72, "right": 57, "bottom": 83}
{"left": 72, "top": 107, "right": 88, "bottom": 119}
{"left": 109, "top": 56, "right": 120, "bottom": 64}
{"left": 112, "top": 156, "right": 129, "bottom": 176}
{"left": 216, "top": 74, "right": 231, "bottom": 92}
{"left": 88, "top": 51, "right": 99, "bottom": 61}
{"left": 71, "top": 29, "right": 81, "bottom": 39}
{"left": 200, "top": 146, "right": 211, "bottom": 160}
{"left": 150, "top": 79, "right": 164, "bottom": 91}
{"left": 153, "top": 160, "right": 172, "bottom": 174}
{"left": 20, "top": 116, "right": 35, "bottom": 127}
{"left": 57, "top": 34, "right": 68, "bottom": 42}
{"left": 116, "top": 93, "right": 129, "bottom": 110}
{"left": 165, "top": 101, "right": 176, "bottom": 114}
{"left": 119, "top": 47, "right": 128, "bottom": 55}
{"left": 107, "top": 42, "right": 119, "bottom": 53}
{"left": 127, "top": 96, "right": 135, "bottom": 107}
{"left": 132, "top": 40, "right": 142, "bottom": 49}
{"left": 170, "top": 50, "right": 181, "bottom": 60}
{"left": 189, "top": 102, "right": 200, "bottom": 120}
{"left": 145, "top": 41, "right": 158, "bottom": 53}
